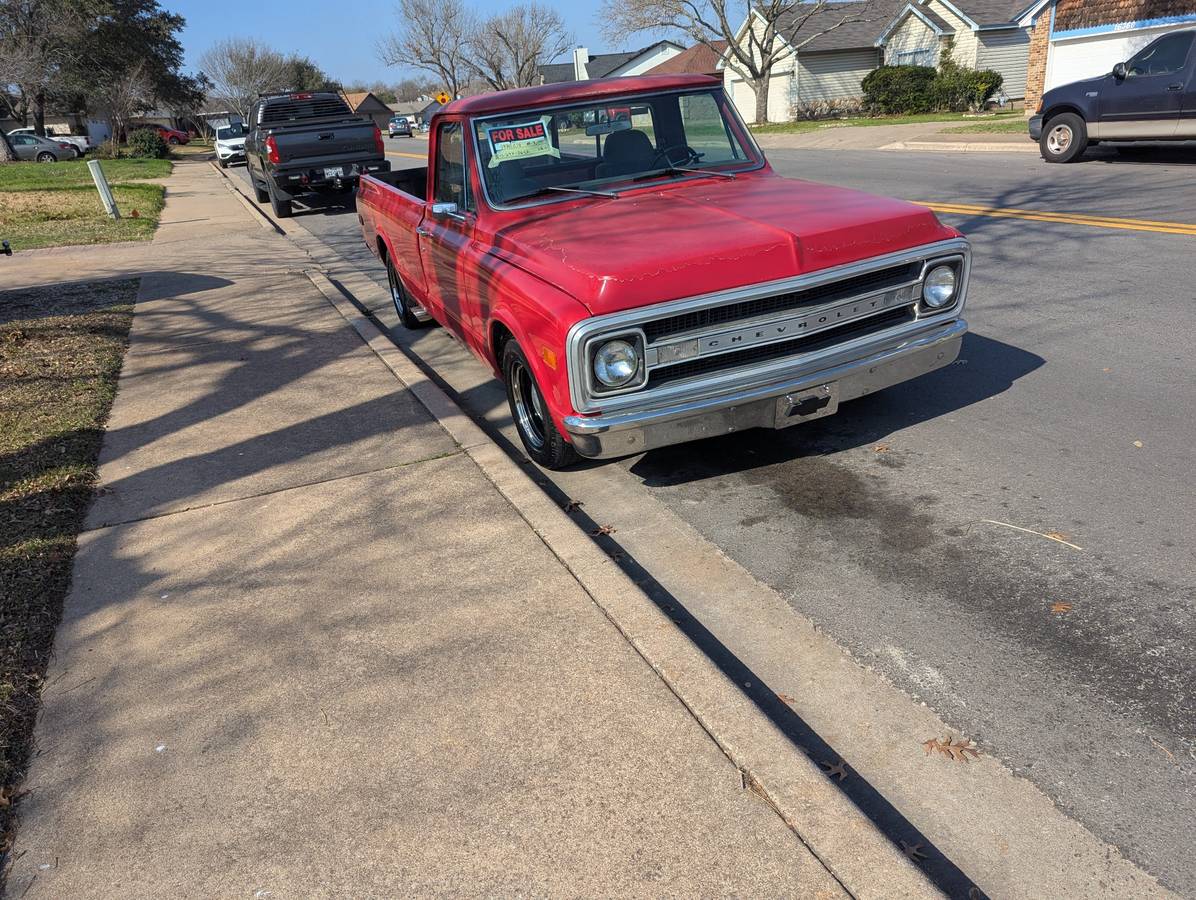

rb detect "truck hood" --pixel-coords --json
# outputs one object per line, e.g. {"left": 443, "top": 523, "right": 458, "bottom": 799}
{"left": 486, "top": 173, "right": 955, "bottom": 316}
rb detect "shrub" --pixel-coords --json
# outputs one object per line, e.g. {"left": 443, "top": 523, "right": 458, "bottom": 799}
{"left": 936, "top": 56, "right": 1004, "bottom": 111}
{"left": 127, "top": 128, "right": 168, "bottom": 159}
{"left": 861, "top": 65, "right": 938, "bottom": 114}
{"left": 96, "top": 139, "right": 124, "bottom": 159}
{"left": 791, "top": 97, "right": 865, "bottom": 120}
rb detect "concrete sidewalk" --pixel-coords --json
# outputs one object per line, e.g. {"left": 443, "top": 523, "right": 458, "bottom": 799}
{"left": 752, "top": 119, "right": 1035, "bottom": 153}
{"left": 7, "top": 161, "right": 926, "bottom": 896}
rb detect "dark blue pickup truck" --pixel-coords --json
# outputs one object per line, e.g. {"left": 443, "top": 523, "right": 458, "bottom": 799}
{"left": 1030, "top": 28, "right": 1196, "bottom": 162}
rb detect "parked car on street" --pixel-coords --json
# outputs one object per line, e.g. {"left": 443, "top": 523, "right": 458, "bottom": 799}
{"left": 244, "top": 90, "right": 390, "bottom": 218}
{"left": 153, "top": 125, "right": 190, "bottom": 145}
{"left": 6, "top": 132, "right": 76, "bottom": 162}
{"left": 388, "top": 115, "right": 413, "bottom": 138}
{"left": 214, "top": 122, "right": 246, "bottom": 168}
{"left": 7, "top": 127, "right": 92, "bottom": 157}
{"left": 357, "top": 75, "right": 970, "bottom": 468}
{"left": 1030, "top": 28, "right": 1196, "bottom": 162}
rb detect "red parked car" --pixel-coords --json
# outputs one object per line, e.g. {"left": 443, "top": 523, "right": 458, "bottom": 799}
{"left": 153, "top": 125, "right": 190, "bottom": 145}
{"left": 357, "top": 74, "right": 970, "bottom": 468}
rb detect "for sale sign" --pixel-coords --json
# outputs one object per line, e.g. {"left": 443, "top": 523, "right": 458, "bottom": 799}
{"left": 485, "top": 116, "right": 559, "bottom": 168}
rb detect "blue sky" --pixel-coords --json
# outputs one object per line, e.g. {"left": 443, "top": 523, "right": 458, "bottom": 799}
{"left": 170, "top": 0, "right": 617, "bottom": 85}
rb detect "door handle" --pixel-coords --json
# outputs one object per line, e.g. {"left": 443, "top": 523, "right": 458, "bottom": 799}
{"left": 1168, "top": 83, "right": 1183, "bottom": 90}
{"left": 415, "top": 226, "right": 430, "bottom": 236}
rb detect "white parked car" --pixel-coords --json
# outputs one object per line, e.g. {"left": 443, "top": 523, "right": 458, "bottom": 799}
{"left": 214, "top": 122, "right": 246, "bottom": 168}
{"left": 7, "top": 127, "right": 93, "bottom": 157}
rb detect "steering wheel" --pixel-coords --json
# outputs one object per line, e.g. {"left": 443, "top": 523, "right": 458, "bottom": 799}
{"left": 651, "top": 143, "right": 702, "bottom": 167}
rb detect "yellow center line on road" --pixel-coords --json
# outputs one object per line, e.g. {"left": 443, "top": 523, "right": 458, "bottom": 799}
{"left": 918, "top": 201, "right": 1196, "bottom": 236}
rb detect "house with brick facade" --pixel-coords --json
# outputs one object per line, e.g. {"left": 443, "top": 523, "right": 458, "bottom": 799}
{"left": 1021, "top": 0, "right": 1196, "bottom": 111}
{"left": 875, "top": 1, "right": 1040, "bottom": 101}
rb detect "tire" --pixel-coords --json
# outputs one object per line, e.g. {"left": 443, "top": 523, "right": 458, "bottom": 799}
{"left": 219, "top": 158, "right": 228, "bottom": 169}
{"left": 1040, "top": 113, "right": 1088, "bottom": 163}
{"left": 268, "top": 180, "right": 292, "bottom": 218}
{"left": 502, "top": 341, "right": 577, "bottom": 470}
{"left": 250, "top": 168, "right": 269, "bottom": 203}
{"left": 167, "top": 136, "right": 180, "bottom": 145}
{"left": 36, "top": 151, "right": 56, "bottom": 163}
{"left": 386, "top": 255, "right": 427, "bottom": 330}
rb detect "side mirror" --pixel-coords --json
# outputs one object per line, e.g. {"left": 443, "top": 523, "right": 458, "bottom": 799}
{"left": 430, "top": 201, "right": 459, "bottom": 218}
{"left": 1113, "top": 62, "right": 1128, "bottom": 80}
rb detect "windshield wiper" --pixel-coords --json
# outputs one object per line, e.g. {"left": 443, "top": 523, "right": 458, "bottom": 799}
{"left": 632, "top": 166, "right": 737, "bottom": 183}
{"left": 542, "top": 185, "right": 620, "bottom": 198}
{"left": 509, "top": 184, "right": 619, "bottom": 202}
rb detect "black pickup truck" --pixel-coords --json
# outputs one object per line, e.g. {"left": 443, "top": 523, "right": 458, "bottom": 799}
{"left": 244, "top": 91, "right": 390, "bottom": 217}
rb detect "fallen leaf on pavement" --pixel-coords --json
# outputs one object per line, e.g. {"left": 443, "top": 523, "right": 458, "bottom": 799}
{"left": 591, "top": 524, "right": 616, "bottom": 536}
{"left": 922, "top": 735, "right": 980, "bottom": 762}
{"left": 563, "top": 499, "right": 583, "bottom": 512}
{"left": 1133, "top": 440, "right": 1143, "bottom": 448}
{"left": 821, "top": 758, "right": 848, "bottom": 781}
{"left": 1051, "top": 601, "right": 1073, "bottom": 614}
{"left": 873, "top": 444, "right": 891, "bottom": 453}
{"left": 776, "top": 692, "right": 796, "bottom": 705}
{"left": 900, "top": 840, "right": 928, "bottom": 862}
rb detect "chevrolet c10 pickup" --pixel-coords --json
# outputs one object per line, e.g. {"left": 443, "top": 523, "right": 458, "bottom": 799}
{"left": 356, "top": 74, "right": 970, "bottom": 468}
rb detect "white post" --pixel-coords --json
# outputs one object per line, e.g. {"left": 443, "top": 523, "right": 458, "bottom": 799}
{"left": 87, "top": 159, "right": 120, "bottom": 219}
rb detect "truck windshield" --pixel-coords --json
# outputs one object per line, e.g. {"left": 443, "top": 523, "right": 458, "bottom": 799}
{"left": 472, "top": 88, "right": 761, "bottom": 207}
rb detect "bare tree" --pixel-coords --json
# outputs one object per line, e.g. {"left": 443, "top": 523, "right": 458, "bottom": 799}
{"left": 377, "top": 0, "right": 475, "bottom": 99}
{"left": 0, "top": 0, "right": 86, "bottom": 135}
{"left": 466, "top": 3, "right": 573, "bottom": 91}
{"left": 92, "top": 60, "right": 155, "bottom": 143}
{"left": 601, "top": 0, "right": 880, "bottom": 124}
{"left": 199, "top": 37, "right": 290, "bottom": 119}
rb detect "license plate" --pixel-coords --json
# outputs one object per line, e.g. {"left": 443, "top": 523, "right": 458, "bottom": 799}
{"left": 775, "top": 383, "right": 839, "bottom": 428}
{"left": 323, "top": 166, "right": 344, "bottom": 178}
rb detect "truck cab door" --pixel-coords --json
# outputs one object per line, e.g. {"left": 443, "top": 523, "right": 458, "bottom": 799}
{"left": 419, "top": 120, "right": 478, "bottom": 340}
{"left": 1182, "top": 44, "right": 1196, "bottom": 139}
{"left": 1099, "top": 31, "right": 1194, "bottom": 138}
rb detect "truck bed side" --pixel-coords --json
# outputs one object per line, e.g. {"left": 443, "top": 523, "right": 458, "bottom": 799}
{"left": 358, "top": 168, "right": 430, "bottom": 303}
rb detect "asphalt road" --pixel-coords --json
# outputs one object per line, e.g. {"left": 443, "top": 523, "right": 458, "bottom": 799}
{"left": 234, "top": 143, "right": 1195, "bottom": 895}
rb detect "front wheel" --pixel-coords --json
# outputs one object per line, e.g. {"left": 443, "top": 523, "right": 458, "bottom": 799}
{"left": 1040, "top": 113, "right": 1088, "bottom": 163}
{"left": 502, "top": 341, "right": 577, "bottom": 470}
{"left": 36, "top": 151, "right": 56, "bottom": 163}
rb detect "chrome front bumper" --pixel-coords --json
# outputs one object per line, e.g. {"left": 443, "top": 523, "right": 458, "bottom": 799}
{"left": 562, "top": 319, "right": 965, "bottom": 459}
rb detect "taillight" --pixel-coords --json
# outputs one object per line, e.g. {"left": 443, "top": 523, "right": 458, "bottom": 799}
{"left": 373, "top": 125, "right": 384, "bottom": 156}
{"left": 265, "top": 135, "right": 280, "bottom": 164}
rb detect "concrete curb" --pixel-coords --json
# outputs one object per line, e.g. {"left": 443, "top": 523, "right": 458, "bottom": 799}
{"left": 882, "top": 140, "right": 1039, "bottom": 153}
{"left": 207, "top": 160, "right": 283, "bottom": 232}
{"left": 217, "top": 160, "right": 941, "bottom": 897}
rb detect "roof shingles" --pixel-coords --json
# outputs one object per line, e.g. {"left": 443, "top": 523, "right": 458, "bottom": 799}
{"left": 1053, "top": 0, "right": 1196, "bottom": 32}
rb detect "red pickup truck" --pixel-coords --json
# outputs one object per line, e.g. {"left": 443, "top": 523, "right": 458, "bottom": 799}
{"left": 357, "top": 74, "right": 970, "bottom": 468}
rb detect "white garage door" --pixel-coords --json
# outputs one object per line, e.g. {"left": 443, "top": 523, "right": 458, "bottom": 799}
{"left": 978, "top": 29, "right": 1031, "bottom": 99}
{"left": 798, "top": 49, "right": 881, "bottom": 103}
{"left": 1046, "top": 25, "right": 1191, "bottom": 93}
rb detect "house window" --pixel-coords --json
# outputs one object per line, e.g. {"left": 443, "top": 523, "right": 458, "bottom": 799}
{"left": 896, "top": 49, "right": 933, "bottom": 66}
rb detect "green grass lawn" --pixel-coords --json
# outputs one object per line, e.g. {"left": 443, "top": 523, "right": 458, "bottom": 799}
{"left": 942, "top": 119, "right": 1032, "bottom": 134}
{"left": 0, "top": 157, "right": 170, "bottom": 250}
{"left": 0, "top": 157, "right": 171, "bottom": 191}
{"left": 0, "top": 278, "right": 136, "bottom": 860}
{"left": 751, "top": 111, "right": 1023, "bottom": 135}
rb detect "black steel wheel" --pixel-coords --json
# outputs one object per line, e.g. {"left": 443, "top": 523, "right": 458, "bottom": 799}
{"left": 502, "top": 341, "right": 577, "bottom": 470}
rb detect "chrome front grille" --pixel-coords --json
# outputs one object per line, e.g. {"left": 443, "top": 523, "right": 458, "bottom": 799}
{"left": 646, "top": 306, "right": 915, "bottom": 389}
{"left": 565, "top": 238, "right": 971, "bottom": 416}
{"left": 641, "top": 261, "right": 922, "bottom": 343}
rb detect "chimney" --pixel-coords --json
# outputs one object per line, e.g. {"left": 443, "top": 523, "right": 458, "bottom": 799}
{"left": 573, "top": 47, "right": 589, "bottom": 80}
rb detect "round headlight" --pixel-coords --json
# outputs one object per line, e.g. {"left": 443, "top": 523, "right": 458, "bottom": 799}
{"left": 923, "top": 265, "right": 957, "bottom": 309}
{"left": 593, "top": 339, "right": 640, "bottom": 388}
